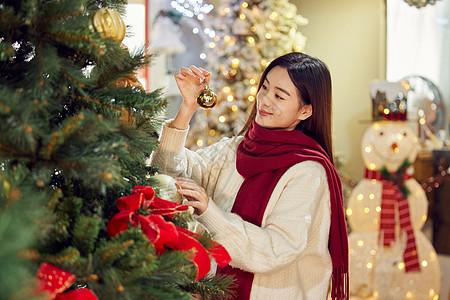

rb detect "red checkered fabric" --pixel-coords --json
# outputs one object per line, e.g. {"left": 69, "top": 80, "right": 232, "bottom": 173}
{"left": 365, "top": 168, "right": 420, "bottom": 273}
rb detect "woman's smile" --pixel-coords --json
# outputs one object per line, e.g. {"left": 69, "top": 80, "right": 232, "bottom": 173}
{"left": 258, "top": 108, "right": 272, "bottom": 116}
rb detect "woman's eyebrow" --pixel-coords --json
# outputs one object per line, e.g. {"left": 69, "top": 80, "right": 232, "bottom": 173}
{"left": 266, "top": 78, "right": 291, "bottom": 97}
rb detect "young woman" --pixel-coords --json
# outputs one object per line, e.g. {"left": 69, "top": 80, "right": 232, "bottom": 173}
{"left": 151, "top": 52, "right": 349, "bottom": 300}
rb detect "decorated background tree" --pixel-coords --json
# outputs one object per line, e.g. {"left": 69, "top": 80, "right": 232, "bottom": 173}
{"left": 186, "top": 0, "right": 308, "bottom": 148}
{"left": 0, "top": 0, "right": 233, "bottom": 299}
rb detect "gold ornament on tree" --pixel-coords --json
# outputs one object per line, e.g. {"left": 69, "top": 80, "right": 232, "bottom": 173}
{"left": 196, "top": 83, "right": 217, "bottom": 109}
{"left": 92, "top": 8, "right": 142, "bottom": 89}
{"left": 92, "top": 8, "right": 144, "bottom": 124}
{"left": 114, "top": 43, "right": 144, "bottom": 90}
{"left": 92, "top": 7, "right": 126, "bottom": 43}
{"left": 113, "top": 73, "right": 144, "bottom": 90}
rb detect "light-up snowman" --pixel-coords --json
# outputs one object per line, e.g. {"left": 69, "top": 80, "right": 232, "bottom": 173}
{"left": 347, "top": 81, "right": 441, "bottom": 300}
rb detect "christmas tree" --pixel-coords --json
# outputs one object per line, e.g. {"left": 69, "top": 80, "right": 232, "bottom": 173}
{"left": 187, "top": 0, "right": 308, "bottom": 148}
{"left": 0, "top": 1, "right": 233, "bottom": 299}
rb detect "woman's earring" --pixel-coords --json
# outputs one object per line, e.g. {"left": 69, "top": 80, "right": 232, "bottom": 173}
{"left": 196, "top": 83, "right": 217, "bottom": 109}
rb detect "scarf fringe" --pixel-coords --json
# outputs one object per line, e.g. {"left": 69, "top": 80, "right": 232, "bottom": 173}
{"left": 331, "top": 267, "right": 349, "bottom": 300}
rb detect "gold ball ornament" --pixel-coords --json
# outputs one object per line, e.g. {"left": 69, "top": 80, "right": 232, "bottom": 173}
{"left": 92, "top": 8, "right": 126, "bottom": 43}
{"left": 114, "top": 73, "right": 144, "bottom": 90}
{"left": 196, "top": 84, "right": 217, "bottom": 109}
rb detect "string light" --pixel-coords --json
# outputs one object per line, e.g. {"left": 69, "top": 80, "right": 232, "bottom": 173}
{"left": 231, "top": 58, "right": 240, "bottom": 68}
{"left": 171, "top": 0, "right": 214, "bottom": 20}
{"left": 269, "top": 12, "right": 278, "bottom": 20}
{"left": 421, "top": 159, "right": 450, "bottom": 193}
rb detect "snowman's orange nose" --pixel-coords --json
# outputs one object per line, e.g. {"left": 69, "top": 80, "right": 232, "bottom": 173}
{"left": 391, "top": 142, "right": 399, "bottom": 152}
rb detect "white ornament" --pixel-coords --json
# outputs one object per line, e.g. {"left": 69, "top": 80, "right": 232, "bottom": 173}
{"left": 151, "top": 173, "right": 183, "bottom": 204}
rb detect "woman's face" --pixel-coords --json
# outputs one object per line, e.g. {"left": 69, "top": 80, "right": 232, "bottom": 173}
{"left": 255, "top": 66, "right": 312, "bottom": 131}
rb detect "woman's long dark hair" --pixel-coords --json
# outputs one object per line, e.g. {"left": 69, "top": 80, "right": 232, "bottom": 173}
{"left": 239, "top": 52, "right": 334, "bottom": 164}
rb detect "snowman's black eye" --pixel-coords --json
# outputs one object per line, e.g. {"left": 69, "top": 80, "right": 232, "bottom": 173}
{"left": 379, "top": 131, "right": 384, "bottom": 136}
{"left": 403, "top": 132, "right": 407, "bottom": 137}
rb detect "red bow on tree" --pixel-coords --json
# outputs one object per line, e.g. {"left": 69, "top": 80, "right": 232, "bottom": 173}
{"left": 36, "top": 262, "right": 98, "bottom": 300}
{"left": 107, "top": 186, "right": 231, "bottom": 280}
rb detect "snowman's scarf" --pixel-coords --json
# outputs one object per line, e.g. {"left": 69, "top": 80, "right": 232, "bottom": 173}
{"left": 216, "top": 121, "right": 349, "bottom": 300}
{"left": 365, "top": 162, "right": 421, "bottom": 273}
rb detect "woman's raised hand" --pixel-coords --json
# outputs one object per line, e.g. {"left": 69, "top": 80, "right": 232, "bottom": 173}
{"left": 174, "top": 65, "right": 211, "bottom": 109}
{"left": 170, "top": 65, "right": 210, "bottom": 130}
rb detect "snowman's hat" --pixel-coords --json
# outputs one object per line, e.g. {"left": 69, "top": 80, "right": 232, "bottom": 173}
{"left": 369, "top": 80, "right": 409, "bottom": 121}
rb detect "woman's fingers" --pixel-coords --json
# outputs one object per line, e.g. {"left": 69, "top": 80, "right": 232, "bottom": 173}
{"left": 177, "top": 188, "right": 201, "bottom": 199}
{"left": 179, "top": 67, "right": 203, "bottom": 85}
{"left": 176, "top": 177, "right": 209, "bottom": 214}
{"left": 173, "top": 73, "right": 186, "bottom": 81}
{"left": 189, "top": 65, "right": 209, "bottom": 81}
{"left": 198, "top": 67, "right": 211, "bottom": 84}
{"left": 177, "top": 179, "right": 201, "bottom": 191}
{"left": 176, "top": 177, "right": 198, "bottom": 187}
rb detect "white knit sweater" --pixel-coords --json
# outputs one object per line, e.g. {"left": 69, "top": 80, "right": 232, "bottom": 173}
{"left": 151, "top": 120, "right": 332, "bottom": 300}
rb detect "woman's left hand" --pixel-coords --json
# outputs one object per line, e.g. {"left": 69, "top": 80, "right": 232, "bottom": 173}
{"left": 176, "top": 177, "right": 209, "bottom": 215}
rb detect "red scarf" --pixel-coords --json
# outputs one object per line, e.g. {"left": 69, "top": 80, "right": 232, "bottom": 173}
{"left": 217, "top": 121, "right": 349, "bottom": 300}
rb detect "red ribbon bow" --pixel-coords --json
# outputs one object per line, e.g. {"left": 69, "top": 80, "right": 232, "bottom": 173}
{"left": 36, "top": 262, "right": 98, "bottom": 300}
{"left": 107, "top": 186, "right": 231, "bottom": 280}
{"left": 365, "top": 169, "right": 420, "bottom": 273}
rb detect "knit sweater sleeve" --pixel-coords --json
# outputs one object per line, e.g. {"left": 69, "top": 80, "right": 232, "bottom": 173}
{"left": 196, "top": 161, "right": 331, "bottom": 274}
{"left": 150, "top": 119, "right": 238, "bottom": 190}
